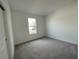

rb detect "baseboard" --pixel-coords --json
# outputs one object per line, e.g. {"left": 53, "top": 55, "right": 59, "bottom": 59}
{"left": 15, "top": 36, "right": 77, "bottom": 47}
{"left": 15, "top": 36, "right": 46, "bottom": 47}
{"left": 47, "top": 36, "right": 78, "bottom": 46}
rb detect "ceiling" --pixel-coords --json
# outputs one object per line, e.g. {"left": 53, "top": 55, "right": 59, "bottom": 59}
{"left": 7, "top": 0, "right": 76, "bottom": 16}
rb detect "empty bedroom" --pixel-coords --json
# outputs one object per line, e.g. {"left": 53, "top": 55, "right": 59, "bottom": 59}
{"left": 7, "top": 0, "right": 78, "bottom": 59}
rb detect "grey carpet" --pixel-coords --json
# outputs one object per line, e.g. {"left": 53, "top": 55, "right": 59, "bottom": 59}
{"left": 14, "top": 38, "right": 78, "bottom": 59}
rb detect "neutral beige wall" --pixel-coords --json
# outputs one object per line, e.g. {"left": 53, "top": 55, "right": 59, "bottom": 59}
{"left": 11, "top": 10, "right": 45, "bottom": 45}
{"left": 46, "top": 2, "right": 78, "bottom": 44}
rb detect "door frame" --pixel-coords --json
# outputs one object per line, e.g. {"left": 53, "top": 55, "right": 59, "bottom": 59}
{"left": 0, "top": 0, "right": 14, "bottom": 59}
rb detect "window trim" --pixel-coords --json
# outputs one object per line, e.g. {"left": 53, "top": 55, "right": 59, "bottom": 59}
{"left": 28, "top": 17, "right": 37, "bottom": 35}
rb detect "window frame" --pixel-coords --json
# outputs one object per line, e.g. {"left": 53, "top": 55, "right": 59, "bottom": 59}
{"left": 28, "top": 17, "right": 37, "bottom": 35}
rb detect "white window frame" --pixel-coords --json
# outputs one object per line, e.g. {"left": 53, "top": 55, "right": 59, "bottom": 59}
{"left": 28, "top": 18, "right": 37, "bottom": 35}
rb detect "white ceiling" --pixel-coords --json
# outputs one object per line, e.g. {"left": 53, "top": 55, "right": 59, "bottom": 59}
{"left": 7, "top": 0, "right": 76, "bottom": 16}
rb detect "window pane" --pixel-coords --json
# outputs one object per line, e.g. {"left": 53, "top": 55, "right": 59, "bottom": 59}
{"left": 28, "top": 18, "right": 37, "bottom": 34}
{"left": 28, "top": 18, "right": 36, "bottom": 27}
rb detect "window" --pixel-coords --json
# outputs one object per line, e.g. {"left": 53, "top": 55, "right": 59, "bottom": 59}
{"left": 28, "top": 18, "right": 37, "bottom": 34}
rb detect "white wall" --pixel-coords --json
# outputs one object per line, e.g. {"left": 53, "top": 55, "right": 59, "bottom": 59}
{"left": 46, "top": 2, "right": 78, "bottom": 44}
{"left": 11, "top": 10, "right": 45, "bottom": 45}
{"left": 1, "top": 0, "right": 14, "bottom": 59}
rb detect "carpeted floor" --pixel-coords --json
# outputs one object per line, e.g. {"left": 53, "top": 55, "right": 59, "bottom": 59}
{"left": 14, "top": 38, "right": 78, "bottom": 59}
